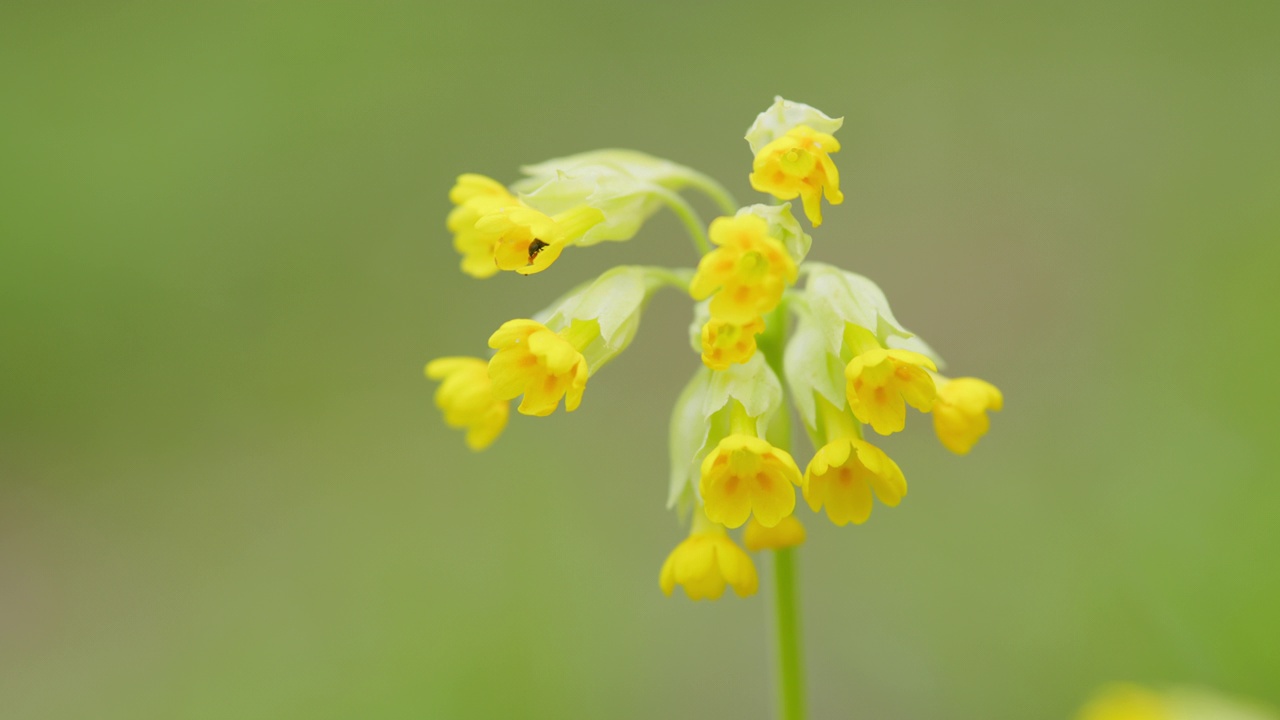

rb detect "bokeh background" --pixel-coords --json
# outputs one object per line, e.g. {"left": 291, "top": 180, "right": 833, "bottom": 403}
{"left": 3, "top": 2, "right": 1278, "bottom": 718}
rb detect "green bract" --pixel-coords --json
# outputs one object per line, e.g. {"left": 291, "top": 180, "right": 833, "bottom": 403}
{"left": 520, "top": 149, "right": 701, "bottom": 188}
{"left": 782, "top": 307, "right": 848, "bottom": 443}
{"left": 538, "top": 265, "right": 681, "bottom": 374}
{"left": 802, "top": 263, "right": 919, "bottom": 353}
{"left": 667, "top": 354, "right": 783, "bottom": 512}
{"left": 745, "top": 96, "right": 844, "bottom": 154}
{"left": 739, "top": 202, "right": 811, "bottom": 263}
{"left": 514, "top": 165, "right": 665, "bottom": 246}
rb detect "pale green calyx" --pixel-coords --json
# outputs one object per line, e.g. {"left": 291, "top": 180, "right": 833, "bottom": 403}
{"left": 687, "top": 299, "right": 711, "bottom": 354}
{"left": 801, "top": 262, "right": 944, "bottom": 367}
{"left": 737, "top": 202, "right": 811, "bottom": 262}
{"left": 513, "top": 149, "right": 733, "bottom": 246}
{"left": 745, "top": 96, "right": 844, "bottom": 155}
{"left": 539, "top": 266, "right": 681, "bottom": 373}
{"left": 782, "top": 308, "right": 847, "bottom": 441}
{"left": 666, "top": 354, "right": 783, "bottom": 513}
{"left": 667, "top": 366, "right": 711, "bottom": 517}
{"left": 513, "top": 164, "right": 665, "bottom": 246}
{"left": 520, "top": 149, "right": 702, "bottom": 189}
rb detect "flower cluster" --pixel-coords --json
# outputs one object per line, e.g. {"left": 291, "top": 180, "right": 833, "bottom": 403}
{"left": 1076, "top": 684, "right": 1278, "bottom": 720}
{"left": 427, "top": 97, "right": 1003, "bottom": 601}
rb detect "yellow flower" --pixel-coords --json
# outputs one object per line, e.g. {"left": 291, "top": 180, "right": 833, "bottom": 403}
{"left": 932, "top": 377, "right": 1003, "bottom": 455}
{"left": 474, "top": 204, "right": 604, "bottom": 276}
{"left": 447, "top": 174, "right": 520, "bottom": 279}
{"left": 845, "top": 348, "right": 937, "bottom": 435}
{"left": 1077, "top": 685, "right": 1278, "bottom": 720}
{"left": 803, "top": 438, "right": 906, "bottom": 526}
{"left": 749, "top": 126, "right": 843, "bottom": 227}
{"left": 659, "top": 528, "right": 758, "bottom": 600}
{"left": 424, "top": 356, "right": 510, "bottom": 450}
{"left": 1075, "top": 685, "right": 1170, "bottom": 720}
{"left": 487, "top": 319, "right": 595, "bottom": 416}
{"left": 700, "top": 434, "right": 802, "bottom": 529}
{"left": 700, "top": 316, "right": 766, "bottom": 370}
{"left": 689, "top": 214, "right": 797, "bottom": 324}
{"left": 743, "top": 514, "right": 806, "bottom": 551}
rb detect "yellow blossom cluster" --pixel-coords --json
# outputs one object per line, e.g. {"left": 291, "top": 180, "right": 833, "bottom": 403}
{"left": 425, "top": 97, "right": 1004, "bottom": 602}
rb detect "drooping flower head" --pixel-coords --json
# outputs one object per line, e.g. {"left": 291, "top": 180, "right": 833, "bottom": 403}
{"left": 804, "top": 436, "right": 907, "bottom": 527}
{"left": 700, "top": 315, "right": 766, "bottom": 371}
{"left": 1076, "top": 684, "right": 1277, "bottom": 720}
{"left": 932, "top": 376, "right": 1004, "bottom": 455}
{"left": 745, "top": 97, "right": 845, "bottom": 226}
{"left": 516, "top": 152, "right": 708, "bottom": 247}
{"left": 660, "top": 523, "right": 758, "bottom": 600}
{"left": 487, "top": 319, "right": 594, "bottom": 416}
{"left": 447, "top": 174, "right": 520, "bottom": 279}
{"left": 845, "top": 347, "right": 938, "bottom": 435}
{"left": 424, "top": 356, "right": 510, "bottom": 450}
{"left": 690, "top": 214, "right": 797, "bottom": 324}
{"left": 743, "top": 514, "right": 806, "bottom": 551}
{"left": 799, "top": 394, "right": 909, "bottom": 526}
{"left": 698, "top": 396, "right": 802, "bottom": 529}
{"left": 750, "top": 126, "right": 843, "bottom": 227}
{"left": 476, "top": 204, "right": 604, "bottom": 275}
{"left": 843, "top": 323, "right": 938, "bottom": 435}
{"left": 700, "top": 434, "right": 802, "bottom": 529}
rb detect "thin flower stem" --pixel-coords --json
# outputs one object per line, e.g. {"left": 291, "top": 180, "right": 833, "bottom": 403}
{"left": 773, "top": 547, "right": 806, "bottom": 720}
{"left": 684, "top": 172, "right": 740, "bottom": 215}
{"left": 758, "top": 302, "right": 806, "bottom": 720}
{"left": 653, "top": 187, "right": 712, "bottom": 256}
{"left": 640, "top": 266, "right": 693, "bottom": 293}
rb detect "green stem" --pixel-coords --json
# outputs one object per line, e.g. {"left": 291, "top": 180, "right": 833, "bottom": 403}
{"left": 758, "top": 301, "right": 791, "bottom": 449}
{"left": 653, "top": 186, "right": 712, "bottom": 256}
{"left": 757, "top": 301, "right": 806, "bottom": 720}
{"left": 640, "top": 266, "right": 693, "bottom": 293}
{"left": 684, "top": 172, "right": 740, "bottom": 215}
{"left": 773, "top": 547, "right": 806, "bottom": 720}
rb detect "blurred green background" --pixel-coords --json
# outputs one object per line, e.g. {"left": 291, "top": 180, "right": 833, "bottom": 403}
{"left": 3, "top": 1, "right": 1278, "bottom": 718}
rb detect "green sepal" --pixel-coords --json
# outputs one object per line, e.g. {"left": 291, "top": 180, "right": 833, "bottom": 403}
{"left": 738, "top": 202, "right": 811, "bottom": 263}
{"left": 801, "top": 262, "right": 945, "bottom": 368}
{"left": 539, "top": 266, "right": 686, "bottom": 374}
{"left": 783, "top": 306, "right": 848, "bottom": 447}
{"left": 745, "top": 96, "right": 844, "bottom": 155}
{"left": 666, "top": 354, "right": 783, "bottom": 517}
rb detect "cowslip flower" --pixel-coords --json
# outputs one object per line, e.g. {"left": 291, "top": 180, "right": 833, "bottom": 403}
{"left": 845, "top": 345, "right": 938, "bottom": 436}
{"left": 447, "top": 174, "right": 520, "bottom": 279}
{"left": 666, "top": 354, "right": 784, "bottom": 520}
{"left": 700, "top": 315, "right": 765, "bottom": 370}
{"left": 1076, "top": 684, "right": 1278, "bottom": 720}
{"left": 516, "top": 151, "right": 734, "bottom": 245}
{"left": 799, "top": 394, "right": 907, "bottom": 526}
{"left": 487, "top": 319, "right": 593, "bottom": 416}
{"left": 698, "top": 399, "right": 802, "bottom": 529}
{"left": 432, "top": 265, "right": 674, "bottom": 434}
{"left": 423, "top": 356, "right": 509, "bottom": 450}
{"left": 743, "top": 514, "right": 806, "bottom": 551}
{"left": 841, "top": 320, "right": 936, "bottom": 435}
{"left": 659, "top": 521, "right": 759, "bottom": 601}
{"left": 476, "top": 204, "right": 605, "bottom": 275}
{"left": 451, "top": 151, "right": 730, "bottom": 279}
{"left": 932, "top": 376, "right": 1004, "bottom": 454}
{"left": 746, "top": 97, "right": 845, "bottom": 226}
{"left": 689, "top": 213, "right": 797, "bottom": 324}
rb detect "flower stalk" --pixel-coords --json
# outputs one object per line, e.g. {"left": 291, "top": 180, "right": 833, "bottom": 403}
{"left": 760, "top": 300, "right": 806, "bottom": 720}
